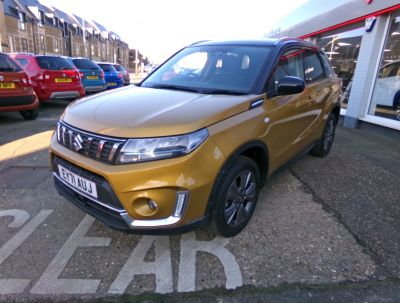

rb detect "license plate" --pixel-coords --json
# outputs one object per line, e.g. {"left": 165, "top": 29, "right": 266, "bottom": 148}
{"left": 0, "top": 83, "right": 16, "bottom": 89}
{"left": 107, "top": 82, "right": 117, "bottom": 86}
{"left": 55, "top": 78, "right": 72, "bottom": 83}
{"left": 58, "top": 165, "right": 98, "bottom": 199}
{"left": 87, "top": 76, "right": 99, "bottom": 80}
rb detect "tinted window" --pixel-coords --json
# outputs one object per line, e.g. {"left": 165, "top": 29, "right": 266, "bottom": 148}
{"left": 15, "top": 58, "right": 28, "bottom": 68}
{"left": 98, "top": 64, "right": 117, "bottom": 72}
{"left": 72, "top": 59, "right": 100, "bottom": 70}
{"left": 303, "top": 50, "right": 324, "bottom": 83}
{"left": 0, "top": 54, "right": 22, "bottom": 72}
{"left": 36, "top": 56, "right": 75, "bottom": 70}
{"left": 319, "top": 52, "right": 334, "bottom": 77}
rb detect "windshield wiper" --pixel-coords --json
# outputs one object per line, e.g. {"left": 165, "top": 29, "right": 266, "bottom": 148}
{"left": 201, "top": 89, "right": 246, "bottom": 95}
{"left": 149, "top": 84, "right": 201, "bottom": 93}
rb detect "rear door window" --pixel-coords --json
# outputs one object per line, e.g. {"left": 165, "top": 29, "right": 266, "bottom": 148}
{"left": 319, "top": 52, "right": 335, "bottom": 77}
{"left": 303, "top": 50, "right": 325, "bottom": 83}
{"left": 0, "top": 55, "right": 22, "bottom": 72}
{"left": 36, "top": 56, "right": 75, "bottom": 70}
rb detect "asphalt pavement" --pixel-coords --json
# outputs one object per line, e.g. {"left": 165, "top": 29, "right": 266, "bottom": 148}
{"left": 0, "top": 102, "right": 399, "bottom": 302}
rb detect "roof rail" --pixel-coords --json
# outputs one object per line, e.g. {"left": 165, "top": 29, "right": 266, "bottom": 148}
{"left": 189, "top": 40, "right": 210, "bottom": 46}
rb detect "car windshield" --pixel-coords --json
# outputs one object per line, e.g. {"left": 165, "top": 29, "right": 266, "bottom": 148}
{"left": 36, "top": 56, "right": 75, "bottom": 70}
{"left": 141, "top": 45, "right": 272, "bottom": 94}
{"left": 98, "top": 64, "right": 117, "bottom": 72}
{"left": 0, "top": 55, "right": 22, "bottom": 72}
{"left": 72, "top": 59, "right": 100, "bottom": 70}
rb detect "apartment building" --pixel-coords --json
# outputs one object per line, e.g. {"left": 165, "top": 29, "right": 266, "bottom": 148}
{"left": 0, "top": 0, "right": 129, "bottom": 67}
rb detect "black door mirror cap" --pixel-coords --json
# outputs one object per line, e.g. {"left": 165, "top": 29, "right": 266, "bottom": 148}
{"left": 276, "top": 76, "right": 305, "bottom": 96}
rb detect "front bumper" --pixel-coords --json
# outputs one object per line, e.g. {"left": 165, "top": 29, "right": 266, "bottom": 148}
{"left": 50, "top": 132, "right": 224, "bottom": 233}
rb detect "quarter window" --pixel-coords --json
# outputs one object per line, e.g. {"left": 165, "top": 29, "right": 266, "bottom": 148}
{"left": 303, "top": 50, "right": 325, "bottom": 83}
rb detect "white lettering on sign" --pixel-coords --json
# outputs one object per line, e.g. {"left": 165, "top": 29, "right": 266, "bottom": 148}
{"left": 0, "top": 209, "right": 53, "bottom": 294}
{"left": 31, "top": 215, "right": 111, "bottom": 294}
{"left": 178, "top": 232, "right": 243, "bottom": 292}
{"left": 108, "top": 236, "right": 173, "bottom": 294}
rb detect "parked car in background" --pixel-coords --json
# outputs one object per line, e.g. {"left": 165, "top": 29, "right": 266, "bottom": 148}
{"left": 51, "top": 38, "right": 341, "bottom": 237}
{"left": 10, "top": 54, "right": 85, "bottom": 102}
{"left": 68, "top": 58, "right": 106, "bottom": 93}
{"left": 0, "top": 53, "right": 39, "bottom": 120}
{"left": 370, "top": 60, "right": 400, "bottom": 120}
{"left": 96, "top": 62, "right": 124, "bottom": 89}
{"left": 112, "top": 63, "right": 130, "bottom": 85}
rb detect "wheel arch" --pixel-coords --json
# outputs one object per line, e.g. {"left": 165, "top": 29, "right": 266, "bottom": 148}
{"left": 204, "top": 140, "right": 269, "bottom": 220}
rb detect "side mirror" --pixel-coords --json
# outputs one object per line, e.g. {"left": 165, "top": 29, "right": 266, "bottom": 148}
{"left": 276, "top": 76, "right": 305, "bottom": 95}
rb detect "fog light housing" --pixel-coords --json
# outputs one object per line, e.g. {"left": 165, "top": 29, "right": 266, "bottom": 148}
{"left": 174, "top": 191, "right": 188, "bottom": 217}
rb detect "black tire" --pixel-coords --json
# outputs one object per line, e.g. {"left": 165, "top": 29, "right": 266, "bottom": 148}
{"left": 20, "top": 108, "right": 39, "bottom": 120}
{"left": 310, "top": 113, "right": 336, "bottom": 157}
{"left": 209, "top": 156, "right": 260, "bottom": 237}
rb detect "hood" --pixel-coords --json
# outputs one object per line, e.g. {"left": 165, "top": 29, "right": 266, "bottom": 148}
{"left": 62, "top": 86, "right": 259, "bottom": 138}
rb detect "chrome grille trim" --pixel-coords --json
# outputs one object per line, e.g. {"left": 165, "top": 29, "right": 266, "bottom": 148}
{"left": 57, "top": 121, "right": 126, "bottom": 164}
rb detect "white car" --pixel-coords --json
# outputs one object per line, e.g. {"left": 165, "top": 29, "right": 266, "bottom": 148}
{"left": 370, "top": 60, "right": 400, "bottom": 120}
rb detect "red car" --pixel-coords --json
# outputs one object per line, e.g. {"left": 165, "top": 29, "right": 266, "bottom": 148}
{"left": 10, "top": 54, "right": 85, "bottom": 102}
{"left": 0, "top": 52, "right": 39, "bottom": 120}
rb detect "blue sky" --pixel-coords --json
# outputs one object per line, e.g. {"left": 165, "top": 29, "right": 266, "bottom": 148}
{"left": 40, "top": 0, "right": 309, "bottom": 63}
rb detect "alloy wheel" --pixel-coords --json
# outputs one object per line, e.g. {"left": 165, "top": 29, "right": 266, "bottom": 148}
{"left": 224, "top": 170, "right": 256, "bottom": 227}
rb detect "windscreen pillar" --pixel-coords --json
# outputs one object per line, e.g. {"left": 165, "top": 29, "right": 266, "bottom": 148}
{"left": 343, "top": 15, "right": 389, "bottom": 128}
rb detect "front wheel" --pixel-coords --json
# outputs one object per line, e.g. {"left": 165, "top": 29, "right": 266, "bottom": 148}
{"left": 20, "top": 108, "right": 39, "bottom": 120}
{"left": 310, "top": 113, "right": 336, "bottom": 157}
{"left": 209, "top": 156, "right": 260, "bottom": 237}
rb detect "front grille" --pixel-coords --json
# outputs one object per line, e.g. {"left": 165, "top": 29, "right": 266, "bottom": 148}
{"left": 57, "top": 121, "right": 126, "bottom": 164}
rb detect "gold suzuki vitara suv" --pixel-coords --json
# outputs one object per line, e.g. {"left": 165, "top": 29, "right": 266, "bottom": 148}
{"left": 50, "top": 39, "right": 341, "bottom": 237}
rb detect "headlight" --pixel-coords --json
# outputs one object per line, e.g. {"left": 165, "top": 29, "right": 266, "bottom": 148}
{"left": 116, "top": 128, "right": 208, "bottom": 163}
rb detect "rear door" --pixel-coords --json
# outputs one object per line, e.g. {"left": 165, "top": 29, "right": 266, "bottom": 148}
{"left": 301, "top": 49, "right": 333, "bottom": 141}
{"left": 263, "top": 48, "right": 314, "bottom": 172}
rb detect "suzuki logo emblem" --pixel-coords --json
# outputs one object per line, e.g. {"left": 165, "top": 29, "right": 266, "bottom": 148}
{"left": 62, "top": 73, "right": 66, "bottom": 77}
{"left": 0, "top": 76, "right": 3, "bottom": 81}
{"left": 73, "top": 134, "right": 84, "bottom": 152}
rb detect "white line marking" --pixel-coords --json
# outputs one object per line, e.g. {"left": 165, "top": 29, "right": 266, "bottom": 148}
{"left": 0, "top": 209, "right": 30, "bottom": 228}
{"left": 0, "top": 209, "right": 53, "bottom": 294}
{"left": 108, "top": 236, "right": 173, "bottom": 294}
{"left": 31, "top": 215, "right": 111, "bottom": 294}
{"left": 178, "top": 232, "right": 242, "bottom": 292}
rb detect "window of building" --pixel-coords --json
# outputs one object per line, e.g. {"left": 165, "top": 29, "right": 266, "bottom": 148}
{"left": 54, "top": 38, "right": 59, "bottom": 53}
{"left": 316, "top": 26, "right": 364, "bottom": 109}
{"left": 18, "top": 11, "right": 26, "bottom": 31}
{"left": 368, "top": 12, "right": 400, "bottom": 122}
{"left": 54, "top": 17, "right": 59, "bottom": 27}
{"left": 38, "top": 11, "right": 44, "bottom": 27}
{"left": 21, "top": 38, "right": 28, "bottom": 52}
{"left": 63, "top": 22, "right": 69, "bottom": 37}
{"left": 40, "top": 34, "right": 45, "bottom": 50}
